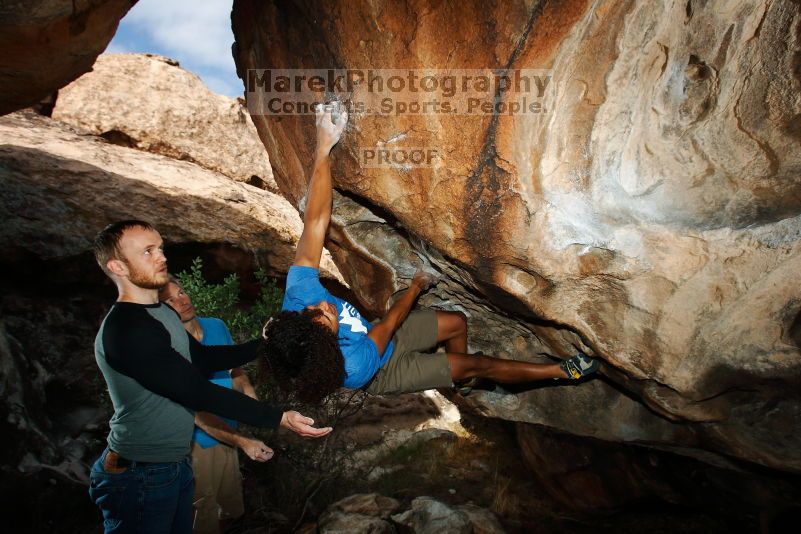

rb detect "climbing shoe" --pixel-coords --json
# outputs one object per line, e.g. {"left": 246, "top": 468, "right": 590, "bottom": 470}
{"left": 456, "top": 377, "right": 477, "bottom": 396}
{"left": 455, "top": 352, "right": 496, "bottom": 396}
{"left": 456, "top": 377, "right": 496, "bottom": 396}
{"left": 559, "top": 352, "right": 600, "bottom": 379}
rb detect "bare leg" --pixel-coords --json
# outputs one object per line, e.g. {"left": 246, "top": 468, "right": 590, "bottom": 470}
{"left": 438, "top": 312, "right": 573, "bottom": 383}
{"left": 447, "top": 352, "right": 568, "bottom": 382}
{"left": 436, "top": 311, "right": 468, "bottom": 353}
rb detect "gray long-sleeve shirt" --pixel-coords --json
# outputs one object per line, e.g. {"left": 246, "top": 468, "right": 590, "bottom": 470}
{"left": 95, "top": 302, "right": 282, "bottom": 462}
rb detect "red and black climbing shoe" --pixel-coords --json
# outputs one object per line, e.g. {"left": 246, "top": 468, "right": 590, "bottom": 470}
{"left": 559, "top": 352, "right": 600, "bottom": 379}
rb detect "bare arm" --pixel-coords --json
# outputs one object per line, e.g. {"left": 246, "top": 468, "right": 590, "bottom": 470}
{"left": 367, "top": 272, "right": 434, "bottom": 355}
{"left": 194, "top": 412, "right": 273, "bottom": 462}
{"left": 294, "top": 103, "right": 348, "bottom": 268}
{"left": 231, "top": 367, "right": 257, "bottom": 399}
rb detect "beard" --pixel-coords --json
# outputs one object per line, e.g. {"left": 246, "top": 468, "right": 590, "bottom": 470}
{"left": 126, "top": 261, "right": 169, "bottom": 290}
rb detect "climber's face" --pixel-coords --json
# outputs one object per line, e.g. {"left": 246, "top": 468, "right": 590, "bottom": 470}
{"left": 306, "top": 301, "right": 339, "bottom": 332}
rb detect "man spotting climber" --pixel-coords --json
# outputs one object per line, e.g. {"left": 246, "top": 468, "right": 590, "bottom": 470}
{"left": 89, "top": 220, "right": 330, "bottom": 534}
{"left": 261, "top": 103, "right": 600, "bottom": 404}
{"left": 160, "top": 276, "right": 271, "bottom": 534}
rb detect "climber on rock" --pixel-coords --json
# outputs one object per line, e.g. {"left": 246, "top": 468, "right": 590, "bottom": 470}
{"left": 260, "top": 102, "right": 600, "bottom": 403}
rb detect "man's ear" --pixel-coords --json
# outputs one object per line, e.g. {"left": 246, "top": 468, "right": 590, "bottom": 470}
{"left": 106, "top": 258, "right": 128, "bottom": 278}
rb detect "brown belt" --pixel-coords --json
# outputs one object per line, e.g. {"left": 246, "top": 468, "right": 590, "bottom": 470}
{"left": 104, "top": 450, "right": 158, "bottom": 473}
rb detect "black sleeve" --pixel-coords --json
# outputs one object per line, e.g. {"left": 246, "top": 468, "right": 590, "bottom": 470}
{"left": 102, "top": 306, "right": 283, "bottom": 428}
{"left": 187, "top": 335, "right": 260, "bottom": 376}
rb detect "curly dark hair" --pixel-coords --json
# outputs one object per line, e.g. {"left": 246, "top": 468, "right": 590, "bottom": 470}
{"left": 259, "top": 308, "right": 345, "bottom": 404}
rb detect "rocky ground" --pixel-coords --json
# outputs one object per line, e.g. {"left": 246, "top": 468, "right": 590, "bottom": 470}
{"left": 3, "top": 374, "right": 747, "bottom": 533}
{"left": 228, "top": 389, "right": 745, "bottom": 534}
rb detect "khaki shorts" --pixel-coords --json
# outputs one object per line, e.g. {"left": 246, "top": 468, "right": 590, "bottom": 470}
{"left": 191, "top": 442, "right": 244, "bottom": 533}
{"left": 366, "top": 309, "right": 453, "bottom": 395}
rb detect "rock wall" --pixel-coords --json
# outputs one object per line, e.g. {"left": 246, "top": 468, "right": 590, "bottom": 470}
{"left": 0, "top": 0, "right": 136, "bottom": 115}
{"left": 232, "top": 0, "right": 801, "bottom": 475}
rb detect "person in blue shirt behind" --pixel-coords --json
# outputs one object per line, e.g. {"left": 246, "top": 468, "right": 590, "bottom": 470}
{"left": 160, "top": 278, "right": 272, "bottom": 534}
{"left": 261, "top": 103, "right": 600, "bottom": 404}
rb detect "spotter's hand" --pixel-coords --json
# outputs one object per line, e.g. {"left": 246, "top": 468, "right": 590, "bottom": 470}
{"left": 238, "top": 436, "right": 274, "bottom": 462}
{"left": 280, "top": 410, "right": 333, "bottom": 438}
{"left": 315, "top": 102, "right": 348, "bottom": 155}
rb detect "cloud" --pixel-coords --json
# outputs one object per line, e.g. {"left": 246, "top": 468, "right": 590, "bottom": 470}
{"left": 104, "top": 41, "right": 131, "bottom": 54}
{"left": 122, "top": 0, "right": 236, "bottom": 71}
{"left": 201, "top": 73, "right": 243, "bottom": 99}
{"left": 107, "top": 0, "right": 242, "bottom": 97}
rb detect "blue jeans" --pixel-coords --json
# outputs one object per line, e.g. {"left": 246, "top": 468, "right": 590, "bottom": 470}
{"left": 89, "top": 448, "right": 194, "bottom": 534}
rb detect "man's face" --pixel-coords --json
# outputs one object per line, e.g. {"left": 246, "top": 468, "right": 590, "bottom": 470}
{"left": 306, "top": 301, "right": 338, "bottom": 333}
{"left": 115, "top": 227, "right": 169, "bottom": 290}
{"left": 160, "top": 281, "right": 196, "bottom": 322}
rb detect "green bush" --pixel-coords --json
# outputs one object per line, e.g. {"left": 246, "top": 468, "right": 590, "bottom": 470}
{"left": 175, "top": 257, "right": 283, "bottom": 343}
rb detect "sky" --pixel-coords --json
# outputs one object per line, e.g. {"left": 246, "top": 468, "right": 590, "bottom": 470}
{"left": 106, "top": 0, "right": 242, "bottom": 97}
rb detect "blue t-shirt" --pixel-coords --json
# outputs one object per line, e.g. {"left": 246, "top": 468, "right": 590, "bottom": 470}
{"left": 192, "top": 317, "right": 237, "bottom": 449}
{"left": 282, "top": 265, "right": 394, "bottom": 389}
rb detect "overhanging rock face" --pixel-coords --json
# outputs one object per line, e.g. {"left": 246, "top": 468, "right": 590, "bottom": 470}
{"left": 0, "top": 0, "right": 136, "bottom": 115}
{"left": 232, "top": 0, "right": 801, "bottom": 473}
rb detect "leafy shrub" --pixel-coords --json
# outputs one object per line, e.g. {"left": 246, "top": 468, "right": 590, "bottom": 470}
{"left": 175, "top": 257, "right": 283, "bottom": 343}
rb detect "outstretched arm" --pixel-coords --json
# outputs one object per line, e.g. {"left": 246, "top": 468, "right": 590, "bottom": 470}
{"left": 102, "top": 309, "right": 332, "bottom": 437}
{"left": 195, "top": 412, "right": 274, "bottom": 462}
{"left": 367, "top": 271, "right": 435, "bottom": 354}
{"left": 294, "top": 103, "right": 348, "bottom": 268}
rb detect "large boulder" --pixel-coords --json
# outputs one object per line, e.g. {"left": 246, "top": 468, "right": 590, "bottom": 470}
{"left": 52, "top": 53, "right": 278, "bottom": 192}
{"left": 318, "top": 493, "right": 401, "bottom": 534}
{"left": 0, "top": 0, "right": 135, "bottom": 115}
{"left": 323, "top": 493, "right": 402, "bottom": 519}
{"left": 318, "top": 512, "right": 395, "bottom": 534}
{"left": 320, "top": 494, "right": 505, "bottom": 534}
{"left": 232, "top": 0, "right": 801, "bottom": 475}
{"left": 0, "top": 110, "right": 342, "bottom": 280}
{"left": 391, "top": 497, "right": 472, "bottom": 534}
